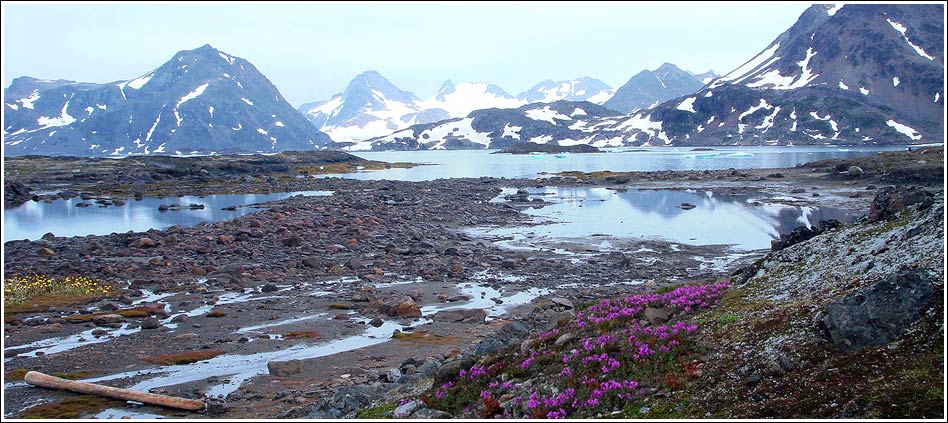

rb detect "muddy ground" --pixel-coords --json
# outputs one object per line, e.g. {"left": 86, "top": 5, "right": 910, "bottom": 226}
{"left": 1, "top": 147, "right": 941, "bottom": 418}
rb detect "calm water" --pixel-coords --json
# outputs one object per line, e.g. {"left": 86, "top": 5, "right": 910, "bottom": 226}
{"left": 471, "top": 187, "right": 858, "bottom": 251}
{"left": 335, "top": 145, "right": 909, "bottom": 181}
{"left": 3, "top": 191, "right": 332, "bottom": 242}
{"left": 4, "top": 146, "right": 903, "bottom": 243}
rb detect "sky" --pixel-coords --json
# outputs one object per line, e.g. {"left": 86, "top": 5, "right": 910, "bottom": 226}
{"left": 1, "top": 1, "right": 813, "bottom": 107}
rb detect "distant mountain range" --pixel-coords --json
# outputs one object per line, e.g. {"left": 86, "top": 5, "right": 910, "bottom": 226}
{"left": 352, "top": 3, "right": 943, "bottom": 151}
{"left": 4, "top": 45, "right": 331, "bottom": 157}
{"left": 4, "top": 4, "right": 941, "bottom": 157}
{"left": 297, "top": 73, "right": 624, "bottom": 143}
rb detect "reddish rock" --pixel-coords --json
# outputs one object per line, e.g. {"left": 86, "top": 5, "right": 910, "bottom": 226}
{"left": 192, "top": 266, "right": 207, "bottom": 276}
{"left": 38, "top": 247, "right": 55, "bottom": 257}
{"left": 218, "top": 235, "right": 235, "bottom": 245}
{"left": 392, "top": 297, "right": 421, "bottom": 318}
{"left": 130, "top": 237, "right": 156, "bottom": 249}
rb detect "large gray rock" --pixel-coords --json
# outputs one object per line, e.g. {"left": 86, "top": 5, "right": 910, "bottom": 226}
{"left": 433, "top": 308, "right": 486, "bottom": 323}
{"left": 433, "top": 357, "right": 475, "bottom": 386}
{"left": 821, "top": 270, "right": 934, "bottom": 351}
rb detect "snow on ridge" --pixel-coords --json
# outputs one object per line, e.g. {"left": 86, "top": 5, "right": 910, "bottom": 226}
{"left": 838, "top": 80, "right": 849, "bottom": 90}
{"left": 241, "top": 98, "right": 254, "bottom": 105}
{"left": 525, "top": 106, "right": 571, "bottom": 124}
{"left": 36, "top": 95, "right": 76, "bottom": 129}
{"left": 502, "top": 124, "right": 522, "bottom": 140}
{"left": 177, "top": 82, "right": 210, "bottom": 108}
{"left": 886, "top": 119, "right": 922, "bottom": 140}
{"left": 18, "top": 90, "right": 40, "bottom": 109}
{"left": 887, "top": 19, "right": 935, "bottom": 60}
{"left": 713, "top": 42, "right": 780, "bottom": 87}
{"left": 676, "top": 97, "right": 697, "bottom": 113}
{"left": 738, "top": 99, "right": 773, "bottom": 121}
{"left": 859, "top": 87, "right": 870, "bottom": 96}
{"left": 126, "top": 72, "right": 154, "bottom": 90}
{"left": 892, "top": 77, "right": 900, "bottom": 87}
{"left": 145, "top": 114, "right": 162, "bottom": 141}
{"left": 219, "top": 51, "right": 236, "bottom": 65}
{"left": 826, "top": 4, "right": 843, "bottom": 16}
{"left": 745, "top": 48, "right": 817, "bottom": 90}
{"left": 755, "top": 106, "right": 781, "bottom": 131}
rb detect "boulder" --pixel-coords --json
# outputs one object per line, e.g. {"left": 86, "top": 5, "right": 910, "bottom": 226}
{"left": 140, "top": 317, "right": 162, "bottom": 330}
{"left": 268, "top": 359, "right": 303, "bottom": 377}
{"left": 391, "top": 297, "right": 421, "bottom": 318}
{"left": 93, "top": 314, "right": 125, "bottom": 325}
{"left": 821, "top": 270, "right": 934, "bottom": 352}
{"left": 393, "top": 400, "right": 421, "bottom": 418}
{"left": 644, "top": 307, "right": 671, "bottom": 325}
{"left": 433, "top": 309, "right": 486, "bottom": 323}
{"left": 433, "top": 357, "right": 475, "bottom": 385}
{"left": 868, "top": 186, "right": 934, "bottom": 222}
{"left": 411, "top": 407, "right": 452, "bottom": 419}
{"left": 129, "top": 237, "right": 156, "bottom": 249}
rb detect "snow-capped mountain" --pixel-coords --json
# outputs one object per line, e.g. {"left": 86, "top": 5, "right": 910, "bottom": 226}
{"left": 297, "top": 70, "right": 448, "bottom": 144}
{"left": 516, "top": 77, "right": 615, "bottom": 104}
{"left": 344, "top": 100, "right": 625, "bottom": 151}
{"left": 3, "top": 44, "right": 331, "bottom": 157}
{"left": 299, "top": 74, "right": 527, "bottom": 143}
{"left": 422, "top": 80, "right": 525, "bottom": 118}
{"left": 602, "top": 63, "right": 706, "bottom": 113}
{"left": 621, "top": 4, "right": 944, "bottom": 146}
{"left": 300, "top": 74, "right": 620, "bottom": 144}
{"left": 693, "top": 70, "right": 720, "bottom": 84}
{"left": 353, "top": 4, "right": 942, "bottom": 151}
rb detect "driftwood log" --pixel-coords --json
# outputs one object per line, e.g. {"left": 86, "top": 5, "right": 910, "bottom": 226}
{"left": 23, "top": 371, "right": 206, "bottom": 411}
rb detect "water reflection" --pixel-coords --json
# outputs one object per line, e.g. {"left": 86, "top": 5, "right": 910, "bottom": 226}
{"left": 334, "top": 145, "right": 907, "bottom": 181}
{"left": 474, "top": 187, "right": 859, "bottom": 251}
{"left": 3, "top": 191, "right": 332, "bottom": 242}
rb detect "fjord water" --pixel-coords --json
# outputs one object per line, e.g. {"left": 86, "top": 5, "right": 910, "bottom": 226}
{"left": 3, "top": 191, "right": 332, "bottom": 242}
{"left": 4, "top": 146, "right": 900, "bottom": 243}
{"left": 338, "top": 145, "right": 907, "bottom": 181}
{"left": 475, "top": 187, "right": 858, "bottom": 251}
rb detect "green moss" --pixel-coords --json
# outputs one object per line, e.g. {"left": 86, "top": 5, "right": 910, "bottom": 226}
{"left": 5, "top": 368, "right": 28, "bottom": 381}
{"left": 356, "top": 403, "right": 396, "bottom": 419}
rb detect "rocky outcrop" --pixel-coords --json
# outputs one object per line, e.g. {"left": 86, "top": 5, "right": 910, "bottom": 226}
{"left": 821, "top": 270, "right": 935, "bottom": 351}
{"left": 770, "top": 219, "right": 841, "bottom": 251}
{"left": 867, "top": 186, "right": 934, "bottom": 222}
{"left": 4, "top": 180, "right": 31, "bottom": 206}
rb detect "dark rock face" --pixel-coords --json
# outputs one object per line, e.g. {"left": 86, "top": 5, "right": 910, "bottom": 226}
{"left": 631, "top": 4, "right": 945, "bottom": 146}
{"left": 771, "top": 220, "right": 841, "bottom": 251}
{"left": 603, "top": 63, "right": 705, "bottom": 114}
{"left": 868, "top": 186, "right": 934, "bottom": 222}
{"left": 4, "top": 180, "right": 31, "bottom": 206}
{"left": 821, "top": 270, "right": 935, "bottom": 351}
{"left": 4, "top": 44, "right": 332, "bottom": 157}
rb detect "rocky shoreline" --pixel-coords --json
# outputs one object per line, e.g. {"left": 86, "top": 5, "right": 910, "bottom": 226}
{"left": 2, "top": 147, "right": 943, "bottom": 419}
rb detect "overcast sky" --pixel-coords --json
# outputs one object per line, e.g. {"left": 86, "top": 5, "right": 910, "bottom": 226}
{"left": 2, "top": 1, "right": 812, "bottom": 107}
